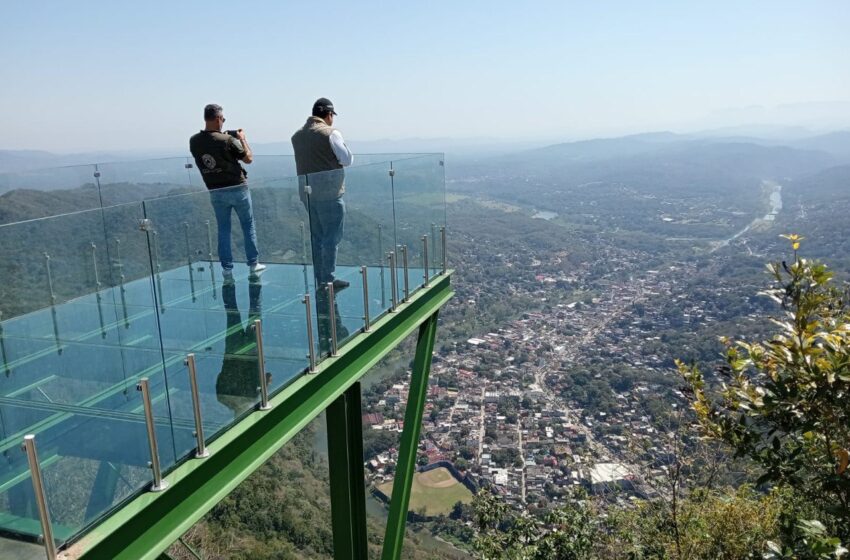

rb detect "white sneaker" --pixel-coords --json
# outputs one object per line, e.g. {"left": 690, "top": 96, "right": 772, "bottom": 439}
{"left": 249, "top": 263, "right": 267, "bottom": 274}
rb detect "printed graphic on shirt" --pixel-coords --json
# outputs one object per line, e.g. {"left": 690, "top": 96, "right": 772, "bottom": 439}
{"left": 202, "top": 154, "right": 217, "bottom": 170}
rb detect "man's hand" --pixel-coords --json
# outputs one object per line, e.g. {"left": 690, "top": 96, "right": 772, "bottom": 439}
{"left": 236, "top": 129, "right": 253, "bottom": 164}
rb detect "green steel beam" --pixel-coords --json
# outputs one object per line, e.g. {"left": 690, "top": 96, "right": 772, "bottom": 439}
{"left": 327, "top": 382, "right": 368, "bottom": 560}
{"left": 381, "top": 311, "right": 439, "bottom": 560}
{"left": 64, "top": 272, "right": 452, "bottom": 560}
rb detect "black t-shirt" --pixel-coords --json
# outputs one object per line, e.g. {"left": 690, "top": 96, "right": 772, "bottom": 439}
{"left": 189, "top": 130, "right": 248, "bottom": 189}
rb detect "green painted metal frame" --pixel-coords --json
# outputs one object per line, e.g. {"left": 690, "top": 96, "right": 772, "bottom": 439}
{"left": 63, "top": 272, "right": 452, "bottom": 560}
{"left": 327, "top": 382, "right": 369, "bottom": 559}
{"left": 381, "top": 312, "right": 439, "bottom": 560}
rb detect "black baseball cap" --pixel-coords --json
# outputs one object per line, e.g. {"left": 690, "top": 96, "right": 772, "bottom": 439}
{"left": 312, "top": 97, "right": 337, "bottom": 116}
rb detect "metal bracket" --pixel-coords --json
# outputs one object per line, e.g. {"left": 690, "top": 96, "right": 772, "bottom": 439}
{"left": 388, "top": 169, "right": 395, "bottom": 177}
{"left": 185, "top": 163, "right": 193, "bottom": 169}
{"left": 94, "top": 171, "right": 102, "bottom": 178}
{"left": 139, "top": 219, "right": 154, "bottom": 232}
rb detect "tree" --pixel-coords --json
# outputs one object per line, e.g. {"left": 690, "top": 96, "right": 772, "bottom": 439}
{"left": 472, "top": 488, "right": 595, "bottom": 560}
{"left": 680, "top": 237, "right": 849, "bottom": 556}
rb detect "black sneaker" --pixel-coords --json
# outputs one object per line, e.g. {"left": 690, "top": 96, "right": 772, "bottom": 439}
{"left": 332, "top": 279, "right": 350, "bottom": 292}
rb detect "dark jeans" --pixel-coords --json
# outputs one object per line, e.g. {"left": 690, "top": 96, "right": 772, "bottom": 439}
{"left": 305, "top": 197, "right": 345, "bottom": 284}
{"left": 209, "top": 186, "right": 259, "bottom": 270}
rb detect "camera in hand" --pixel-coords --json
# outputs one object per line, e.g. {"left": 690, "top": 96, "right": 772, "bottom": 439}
{"left": 225, "top": 129, "right": 241, "bottom": 139}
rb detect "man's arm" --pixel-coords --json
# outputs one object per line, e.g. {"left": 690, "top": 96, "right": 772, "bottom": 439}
{"left": 235, "top": 130, "right": 254, "bottom": 164}
{"left": 329, "top": 130, "right": 353, "bottom": 167}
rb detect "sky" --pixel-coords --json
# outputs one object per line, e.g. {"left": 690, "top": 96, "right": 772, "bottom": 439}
{"left": 1, "top": 0, "right": 848, "bottom": 153}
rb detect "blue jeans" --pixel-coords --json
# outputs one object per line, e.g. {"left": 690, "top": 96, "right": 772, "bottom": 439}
{"left": 306, "top": 197, "right": 345, "bottom": 284}
{"left": 209, "top": 186, "right": 259, "bottom": 270}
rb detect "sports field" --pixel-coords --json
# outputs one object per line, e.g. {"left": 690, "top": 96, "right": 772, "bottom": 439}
{"left": 377, "top": 467, "right": 474, "bottom": 517}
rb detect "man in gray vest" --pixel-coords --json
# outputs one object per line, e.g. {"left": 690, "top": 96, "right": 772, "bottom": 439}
{"left": 291, "top": 97, "right": 354, "bottom": 291}
{"left": 190, "top": 103, "right": 266, "bottom": 280}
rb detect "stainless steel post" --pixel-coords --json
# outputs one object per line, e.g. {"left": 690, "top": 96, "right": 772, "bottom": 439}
{"left": 205, "top": 220, "right": 213, "bottom": 262}
{"left": 137, "top": 378, "right": 168, "bottom": 491}
{"left": 422, "top": 235, "right": 430, "bottom": 287}
{"left": 185, "top": 354, "right": 209, "bottom": 458}
{"left": 184, "top": 222, "right": 192, "bottom": 266}
{"left": 91, "top": 242, "right": 101, "bottom": 290}
{"left": 361, "top": 266, "right": 371, "bottom": 332}
{"left": 152, "top": 231, "right": 162, "bottom": 272}
{"left": 431, "top": 222, "right": 437, "bottom": 265}
{"left": 326, "top": 282, "right": 338, "bottom": 356}
{"left": 44, "top": 253, "right": 56, "bottom": 305}
{"left": 254, "top": 319, "right": 271, "bottom": 410}
{"left": 0, "top": 311, "right": 10, "bottom": 377}
{"left": 304, "top": 294, "right": 316, "bottom": 372}
{"left": 22, "top": 435, "right": 56, "bottom": 560}
{"left": 114, "top": 238, "right": 126, "bottom": 286}
{"left": 440, "top": 226, "right": 447, "bottom": 274}
{"left": 378, "top": 224, "right": 386, "bottom": 307}
{"left": 388, "top": 251, "right": 398, "bottom": 311}
{"left": 400, "top": 245, "right": 410, "bottom": 302}
{"left": 300, "top": 221, "right": 307, "bottom": 261}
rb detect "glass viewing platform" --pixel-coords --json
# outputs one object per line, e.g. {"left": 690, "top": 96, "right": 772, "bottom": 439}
{"left": 0, "top": 154, "right": 450, "bottom": 559}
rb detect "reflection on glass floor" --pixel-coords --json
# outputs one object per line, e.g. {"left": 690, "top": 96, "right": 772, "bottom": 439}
{"left": 0, "top": 261, "right": 424, "bottom": 547}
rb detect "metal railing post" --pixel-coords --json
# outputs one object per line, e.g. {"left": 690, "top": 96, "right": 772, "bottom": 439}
{"left": 430, "top": 222, "right": 437, "bottom": 266}
{"left": 361, "top": 266, "right": 371, "bottom": 332}
{"left": 184, "top": 222, "right": 192, "bottom": 266}
{"left": 400, "top": 245, "right": 410, "bottom": 302}
{"left": 91, "top": 242, "right": 101, "bottom": 290}
{"left": 205, "top": 220, "right": 214, "bottom": 262}
{"left": 440, "top": 226, "right": 447, "bottom": 274}
{"left": 152, "top": 230, "right": 162, "bottom": 273}
{"left": 114, "top": 238, "right": 126, "bottom": 288}
{"left": 44, "top": 253, "right": 56, "bottom": 305}
{"left": 254, "top": 319, "right": 271, "bottom": 410}
{"left": 303, "top": 294, "right": 317, "bottom": 372}
{"left": 422, "top": 235, "right": 430, "bottom": 287}
{"left": 185, "top": 354, "right": 209, "bottom": 458}
{"left": 300, "top": 221, "right": 307, "bottom": 262}
{"left": 378, "top": 224, "right": 386, "bottom": 307}
{"left": 327, "top": 282, "right": 339, "bottom": 356}
{"left": 137, "top": 378, "right": 168, "bottom": 491}
{"left": 388, "top": 251, "right": 398, "bottom": 312}
{"left": 22, "top": 435, "right": 57, "bottom": 560}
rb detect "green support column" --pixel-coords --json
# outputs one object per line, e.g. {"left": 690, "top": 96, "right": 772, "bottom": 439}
{"left": 327, "top": 382, "right": 368, "bottom": 559}
{"left": 381, "top": 312, "right": 439, "bottom": 560}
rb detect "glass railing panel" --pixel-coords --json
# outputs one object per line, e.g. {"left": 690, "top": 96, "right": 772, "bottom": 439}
{"left": 243, "top": 155, "right": 297, "bottom": 184}
{"left": 249, "top": 175, "right": 312, "bottom": 267}
{"left": 302, "top": 161, "right": 394, "bottom": 355}
{"left": 0, "top": 206, "right": 136, "bottom": 321}
{"left": 0, "top": 164, "right": 100, "bottom": 225}
{"left": 96, "top": 158, "right": 199, "bottom": 202}
{"left": 391, "top": 154, "right": 447, "bottom": 293}
{"left": 139, "top": 190, "right": 219, "bottom": 280}
{"left": 0, "top": 202, "right": 166, "bottom": 379}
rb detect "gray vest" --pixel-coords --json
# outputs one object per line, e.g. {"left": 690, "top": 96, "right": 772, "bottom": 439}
{"left": 291, "top": 117, "right": 345, "bottom": 201}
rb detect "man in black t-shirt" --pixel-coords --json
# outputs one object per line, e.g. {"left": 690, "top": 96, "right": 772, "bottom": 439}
{"left": 190, "top": 104, "right": 265, "bottom": 278}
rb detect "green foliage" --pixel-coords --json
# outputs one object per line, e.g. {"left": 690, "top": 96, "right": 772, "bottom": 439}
{"left": 605, "top": 485, "right": 783, "bottom": 559}
{"left": 472, "top": 488, "right": 595, "bottom": 560}
{"left": 680, "top": 238, "right": 850, "bottom": 553}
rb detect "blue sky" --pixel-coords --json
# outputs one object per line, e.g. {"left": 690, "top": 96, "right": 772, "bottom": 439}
{"left": 1, "top": 1, "right": 848, "bottom": 152}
